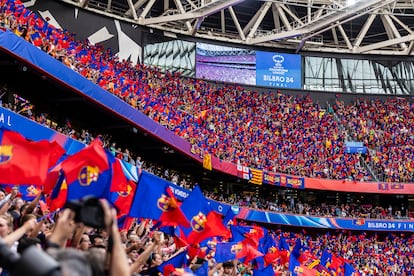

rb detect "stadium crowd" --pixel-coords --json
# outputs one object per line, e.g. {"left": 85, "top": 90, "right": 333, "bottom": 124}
{"left": 1, "top": 1, "right": 414, "bottom": 274}
{"left": 1, "top": 90, "right": 408, "bottom": 221}
{"left": 0, "top": 185, "right": 412, "bottom": 275}
{"left": 1, "top": 0, "right": 413, "bottom": 185}
{"left": 0, "top": 0, "right": 378, "bottom": 183}
{"left": 334, "top": 98, "right": 414, "bottom": 183}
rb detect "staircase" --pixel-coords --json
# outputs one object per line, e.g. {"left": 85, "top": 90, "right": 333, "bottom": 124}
{"left": 326, "top": 101, "right": 380, "bottom": 182}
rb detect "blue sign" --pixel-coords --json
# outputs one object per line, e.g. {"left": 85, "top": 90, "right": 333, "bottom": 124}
{"left": 345, "top": 141, "right": 367, "bottom": 154}
{"left": 256, "top": 51, "right": 302, "bottom": 89}
{"left": 345, "top": 146, "right": 367, "bottom": 154}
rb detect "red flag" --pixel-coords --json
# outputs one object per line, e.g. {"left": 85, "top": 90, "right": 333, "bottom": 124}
{"left": 109, "top": 158, "right": 128, "bottom": 193}
{"left": 110, "top": 180, "right": 136, "bottom": 216}
{"left": 61, "top": 139, "right": 109, "bottom": 184}
{"left": 264, "top": 248, "right": 280, "bottom": 266}
{"left": 43, "top": 163, "right": 62, "bottom": 195}
{"left": 180, "top": 186, "right": 230, "bottom": 245}
{"left": 48, "top": 141, "right": 65, "bottom": 168}
{"left": 47, "top": 176, "right": 67, "bottom": 211}
{"left": 243, "top": 243, "right": 264, "bottom": 264}
{"left": 118, "top": 215, "right": 135, "bottom": 231}
{"left": 0, "top": 129, "right": 57, "bottom": 185}
{"left": 187, "top": 211, "right": 230, "bottom": 245}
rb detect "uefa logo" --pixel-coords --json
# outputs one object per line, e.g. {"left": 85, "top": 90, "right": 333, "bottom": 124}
{"left": 272, "top": 54, "right": 284, "bottom": 65}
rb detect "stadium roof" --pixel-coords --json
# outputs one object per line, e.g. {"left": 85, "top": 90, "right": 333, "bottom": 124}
{"left": 56, "top": 0, "right": 414, "bottom": 55}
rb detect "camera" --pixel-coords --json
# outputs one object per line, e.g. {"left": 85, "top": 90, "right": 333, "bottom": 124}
{"left": 0, "top": 240, "right": 61, "bottom": 276}
{"left": 64, "top": 196, "right": 105, "bottom": 229}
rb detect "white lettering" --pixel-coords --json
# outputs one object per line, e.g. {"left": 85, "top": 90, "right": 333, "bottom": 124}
{"left": 0, "top": 112, "right": 12, "bottom": 126}
{"left": 263, "top": 75, "right": 294, "bottom": 83}
{"left": 168, "top": 186, "right": 188, "bottom": 199}
{"left": 367, "top": 222, "right": 388, "bottom": 229}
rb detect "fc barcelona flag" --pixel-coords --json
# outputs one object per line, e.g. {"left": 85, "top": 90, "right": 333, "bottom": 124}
{"left": 181, "top": 186, "right": 230, "bottom": 244}
{"left": 215, "top": 242, "right": 247, "bottom": 263}
{"left": 61, "top": 139, "right": 109, "bottom": 187}
{"left": 110, "top": 180, "right": 136, "bottom": 217}
{"left": 0, "top": 128, "right": 64, "bottom": 186}
{"left": 60, "top": 140, "right": 125, "bottom": 201}
{"left": 129, "top": 171, "right": 189, "bottom": 227}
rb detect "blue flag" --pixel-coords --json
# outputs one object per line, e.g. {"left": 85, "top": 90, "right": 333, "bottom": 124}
{"left": 194, "top": 261, "right": 208, "bottom": 276}
{"left": 180, "top": 186, "right": 230, "bottom": 244}
{"left": 253, "top": 265, "right": 274, "bottom": 276}
{"left": 129, "top": 171, "right": 189, "bottom": 227}
{"left": 288, "top": 253, "right": 301, "bottom": 276}
{"left": 215, "top": 242, "right": 246, "bottom": 263}
{"left": 278, "top": 236, "right": 290, "bottom": 251}
{"left": 344, "top": 262, "right": 356, "bottom": 276}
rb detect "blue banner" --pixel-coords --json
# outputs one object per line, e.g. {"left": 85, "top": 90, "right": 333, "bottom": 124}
{"left": 256, "top": 51, "right": 301, "bottom": 89}
{"left": 236, "top": 209, "right": 414, "bottom": 232}
{"left": 0, "top": 106, "right": 84, "bottom": 154}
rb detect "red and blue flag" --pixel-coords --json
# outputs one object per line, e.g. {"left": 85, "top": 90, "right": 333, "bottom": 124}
{"left": 180, "top": 186, "right": 230, "bottom": 245}
{"left": 129, "top": 171, "right": 189, "bottom": 227}
{"left": 0, "top": 128, "right": 64, "bottom": 186}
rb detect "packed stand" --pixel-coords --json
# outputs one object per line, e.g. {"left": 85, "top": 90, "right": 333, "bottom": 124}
{"left": 334, "top": 98, "right": 414, "bottom": 183}
{"left": 1, "top": 90, "right": 408, "bottom": 221}
{"left": 0, "top": 185, "right": 413, "bottom": 275}
{"left": 0, "top": 1, "right": 373, "bottom": 182}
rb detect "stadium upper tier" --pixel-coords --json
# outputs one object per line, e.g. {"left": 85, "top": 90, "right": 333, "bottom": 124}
{"left": 2, "top": 0, "right": 413, "bottom": 183}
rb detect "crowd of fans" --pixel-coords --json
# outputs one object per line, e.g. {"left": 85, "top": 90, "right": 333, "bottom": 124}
{"left": 0, "top": 0, "right": 376, "bottom": 183}
{"left": 335, "top": 98, "right": 414, "bottom": 182}
{"left": 0, "top": 185, "right": 413, "bottom": 275}
{"left": 1, "top": 2, "right": 414, "bottom": 274}
{"left": 1, "top": 90, "right": 409, "bottom": 221}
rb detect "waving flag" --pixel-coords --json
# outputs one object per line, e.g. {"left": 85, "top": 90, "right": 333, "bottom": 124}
{"left": 144, "top": 250, "right": 188, "bottom": 276}
{"left": 194, "top": 261, "right": 208, "bottom": 276}
{"left": 320, "top": 250, "right": 332, "bottom": 267}
{"left": 215, "top": 242, "right": 247, "bottom": 263}
{"left": 110, "top": 180, "right": 136, "bottom": 217}
{"left": 222, "top": 206, "right": 239, "bottom": 226}
{"left": 47, "top": 174, "right": 67, "bottom": 211}
{"left": 60, "top": 140, "right": 115, "bottom": 201}
{"left": 253, "top": 265, "right": 274, "bottom": 276}
{"left": 344, "top": 262, "right": 356, "bottom": 276}
{"left": 129, "top": 171, "right": 189, "bottom": 227}
{"left": 215, "top": 241, "right": 264, "bottom": 265}
{"left": 278, "top": 236, "right": 290, "bottom": 251}
{"left": 230, "top": 225, "right": 265, "bottom": 248}
{"left": 0, "top": 128, "right": 62, "bottom": 186}
{"left": 288, "top": 253, "right": 301, "bottom": 276}
{"left": 181, "top": 186, "right": 230, "bottom": 245}
{"left": 2, "top": 184, "right": 41, "bottom": 201}
{"left": 107, "top": 154, "right": 128, "bottom": 193}
{"left": 61, "top": 139, "right": 109, "bottom": 185}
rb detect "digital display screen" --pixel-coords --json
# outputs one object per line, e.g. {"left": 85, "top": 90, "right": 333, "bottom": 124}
{"left": 195, "top": 42, "right": 302, "bottom": 89}
{"left": 255, "top": 51, "right": 302, "bottom": 88}
{"left": 196, "top": 42, "right": 256, "bottom": 85}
